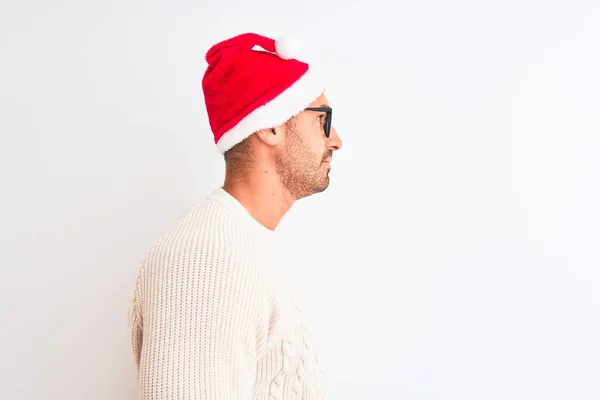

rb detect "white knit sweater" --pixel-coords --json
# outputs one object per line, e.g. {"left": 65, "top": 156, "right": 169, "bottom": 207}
{"left": 128, "top": 187, "right": 331, "bottom": 399}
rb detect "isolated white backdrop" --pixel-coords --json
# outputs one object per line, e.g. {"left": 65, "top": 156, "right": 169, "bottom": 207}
{"left": 1, "top": 0, "right": 599, "bottom": 399}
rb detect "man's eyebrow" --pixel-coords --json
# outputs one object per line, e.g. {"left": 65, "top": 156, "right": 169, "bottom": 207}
{"left": 319, "top": 104, "right": 331, "bottom": 109}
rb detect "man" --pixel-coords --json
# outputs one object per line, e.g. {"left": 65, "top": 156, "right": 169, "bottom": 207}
{"left": 128, "top": 32, "right": 343, "bottom": 400}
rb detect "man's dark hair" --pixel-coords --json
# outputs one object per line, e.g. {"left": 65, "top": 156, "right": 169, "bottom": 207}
{"left": 224, "top": 137, "right": 252, "bottom": 172}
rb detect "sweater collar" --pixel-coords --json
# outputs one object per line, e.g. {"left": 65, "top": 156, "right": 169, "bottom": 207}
{"left": 208, "top": 186, "right": 279, "bottom": 238}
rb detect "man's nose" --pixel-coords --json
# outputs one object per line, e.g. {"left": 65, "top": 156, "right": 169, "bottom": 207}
{"left": 327, "top": 126, "right": 343, "bottom": 151}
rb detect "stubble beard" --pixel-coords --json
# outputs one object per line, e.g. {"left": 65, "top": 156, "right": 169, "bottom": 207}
{"left": 275, "top": 127, "right": 330, "bottom": 200}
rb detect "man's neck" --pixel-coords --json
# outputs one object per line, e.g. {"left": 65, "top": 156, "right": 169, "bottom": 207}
{"left": 222, "top": 167, "right": 295, "bottom": 231}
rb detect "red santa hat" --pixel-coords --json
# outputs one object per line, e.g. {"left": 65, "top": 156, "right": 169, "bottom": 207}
{"left": 201, "top": 32, "right": 326, "bottom": 154}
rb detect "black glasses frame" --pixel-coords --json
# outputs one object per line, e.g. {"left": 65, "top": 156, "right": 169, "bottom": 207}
{"left": 304, "top": 107, "right": 332, "bottom": 138}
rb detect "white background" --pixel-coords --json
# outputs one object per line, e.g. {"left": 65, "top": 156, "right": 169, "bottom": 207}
{"left": 1, "top": 0, "right": 599, "bottom": 399}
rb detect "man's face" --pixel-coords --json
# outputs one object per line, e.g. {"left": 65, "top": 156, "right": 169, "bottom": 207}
{"left": 275, "top": 93, "right": 343, "bottom": 199}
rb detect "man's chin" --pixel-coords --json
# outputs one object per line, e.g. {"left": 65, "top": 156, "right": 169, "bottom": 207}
{"left": 315, "top": 177, "right": 330, "bottom": 193}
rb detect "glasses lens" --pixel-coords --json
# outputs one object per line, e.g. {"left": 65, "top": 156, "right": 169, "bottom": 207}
{"left": 305, "top": 107, "right": 332, "bottom": 137}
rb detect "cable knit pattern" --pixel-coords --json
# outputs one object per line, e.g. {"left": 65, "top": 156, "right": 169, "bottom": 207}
{"left": 128, "top": 187, "right": 331, "bottom": 399}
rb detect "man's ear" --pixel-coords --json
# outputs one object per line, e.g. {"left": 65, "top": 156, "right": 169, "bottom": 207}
{"left": 255, "top": 126, "right": 283, "bottom": 147}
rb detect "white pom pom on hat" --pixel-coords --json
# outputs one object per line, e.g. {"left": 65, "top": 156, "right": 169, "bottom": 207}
{"left": 275, "top": 35, "right": 301, "bottom": 60}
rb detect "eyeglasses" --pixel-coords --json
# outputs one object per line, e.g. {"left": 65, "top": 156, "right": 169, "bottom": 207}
{"left": 304, "top": 106, "right": 332, "bottom": 138}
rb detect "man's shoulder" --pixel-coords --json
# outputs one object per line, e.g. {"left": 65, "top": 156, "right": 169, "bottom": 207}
{"left": 145, "top": 201, "right": 242, "bottom": 254}
{"left": 143, "top": 199, "right": 272, "bottom": 267}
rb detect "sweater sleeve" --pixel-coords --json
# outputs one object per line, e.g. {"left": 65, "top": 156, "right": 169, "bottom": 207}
{"left": 135, "top": 251, "right": 271, "bottom": 400}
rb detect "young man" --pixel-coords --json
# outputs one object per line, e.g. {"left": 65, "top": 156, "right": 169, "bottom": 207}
{"left": 128, "top": 32, "right": 343, "bottom": 400}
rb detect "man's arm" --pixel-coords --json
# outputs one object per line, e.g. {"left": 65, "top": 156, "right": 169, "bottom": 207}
{"left": 134, "top": 255, "right": 268, "bottom": 399}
